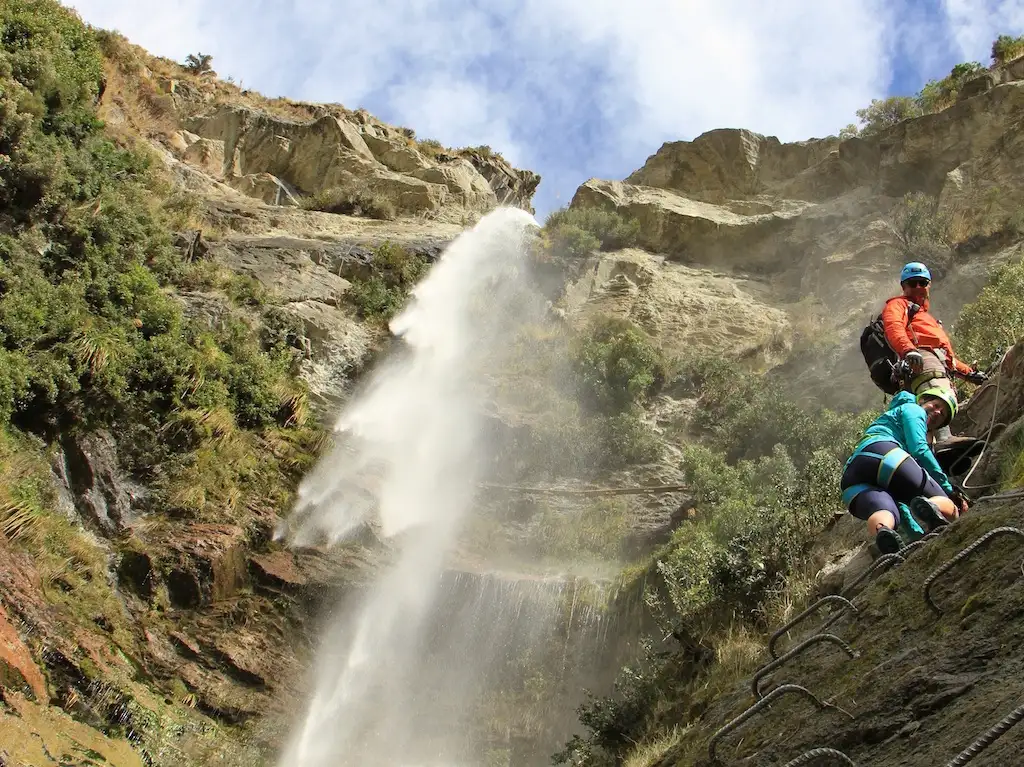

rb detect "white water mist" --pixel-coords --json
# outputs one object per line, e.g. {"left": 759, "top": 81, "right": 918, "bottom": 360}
{"left": 276, "top": 208, "right": 542, "bottom": 766}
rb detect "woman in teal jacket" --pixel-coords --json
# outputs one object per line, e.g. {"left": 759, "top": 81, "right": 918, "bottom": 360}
{"left": 841, "top": 389, "right": 965, "bottom": 554}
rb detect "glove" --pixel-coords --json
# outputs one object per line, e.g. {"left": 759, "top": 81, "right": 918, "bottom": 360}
{"left": 904, "top": 349, "right": 924, "bottom": 373}
{"left": 964, "top": 369, "right": 988, "bottom": 385}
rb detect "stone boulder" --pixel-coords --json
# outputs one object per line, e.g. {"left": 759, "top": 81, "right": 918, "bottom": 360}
{"left": 571, "top": 179, "right": 810, "bottom": 269}
{"left": 182, "top": 136, "right": 234, "bottom": 178}
{"left": 874, "top": 80, "right": 1024, "bottom": 197}
{"left": 625, "top": 128, "right": 839, "bottom": 204}
{"left": 210, "top": 236, "right": 353, "bottom": 306}
{"left": 412, "top": 158, "right": 497, "bottom": 209}
{"left": 363, "top": 133, "right": 431, "bottom": 173}
{"left": 152, "top": 524, "right": 249, "bottom": 608}
{"left": 953, "top": 335, "right": 1024, "bottom": 488}
{"left": 285, "top": 299, "right": 376, "bottom": 403}
{"left": 228, "top": 172, "right": 300, "bottom": 206}
{"left": 460, "top": 148, "right": 541, "bottom": 213}
{"left": 185, "top": 106, "right": 378, "bottom": 195}
{"left": 364, "top": 170, "right": 449, "bottom": 214}
{"left": 562, "top": 247, "right": 792, "bottom": 364}
{"left": 52, "top": 431, "right": 143, "bottom": 535}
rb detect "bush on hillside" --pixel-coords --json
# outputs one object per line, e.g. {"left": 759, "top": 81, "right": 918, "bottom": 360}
{"left": 679, "top": 356, "right": 867, "bottom": 468}
{"left": 838, "top": 123, "right": 859, "bottom": 140}
{"left": 917, "top": 61, "right": 985, "bottom": 113}
{"left": 954, "top": 255, "right": 1024, "bottom": 370}
{"left": 184, "top": 52, "right": 214, "bottom": 75}
{"left": 347, "top": 242, "right": 430, "bottom": 322}
{"left": 543, "top": 206, "right": 642, "bottom": 258}
{"left": 854, "top": 96, "right": 922, "bottom": 137}
{"left": 300, "top": 179, "right": 397, "bottom": 220}
{"left": 992, "top": 34, "right": 1024, "bottom": 65}
{"left": 0, "top": 0, "right": 315, "bottom": 507}
{"left": 571, "top": 317, "right": 667, "bottom": 413}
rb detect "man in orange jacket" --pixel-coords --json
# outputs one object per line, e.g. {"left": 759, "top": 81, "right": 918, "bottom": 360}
{"left": 882, "top": 262, "right": 988, "bottom": 443}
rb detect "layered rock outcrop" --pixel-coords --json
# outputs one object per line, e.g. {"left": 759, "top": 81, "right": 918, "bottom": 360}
{"left": 167, "top": 103, "right": 538, "bottom": 218}
{"left": 564, "top": 78, "right": 1024, "bottom": 406}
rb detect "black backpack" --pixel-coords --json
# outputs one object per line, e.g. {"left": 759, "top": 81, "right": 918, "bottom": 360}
{"left": 860, "top": 300, "right": 920, "bottom": 395}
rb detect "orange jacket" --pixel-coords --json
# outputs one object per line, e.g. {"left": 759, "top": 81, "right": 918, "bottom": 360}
{"left": 881, "top": 296, "right": 973, "bottom": 375}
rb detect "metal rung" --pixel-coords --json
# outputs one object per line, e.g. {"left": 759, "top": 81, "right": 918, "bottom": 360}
{"left": 768, "top": 596, "right": 857, "bottom": 659}
{"left": 898, "top": 528, "right": 948, "bottom": 558}
{"left": 945, "top": 700, "right": 1024, "bottom": 766}
{"left": 752, "top": 634, "right": 859, "bottom": 699}
{"left": 708, "top": 684, "right": 831, "bottom": 762}
{"left": 922, "top": 526, "right": 1024, "bottom": 614}
{"left": 783, "top": 747, "right": 858, "bottom": 766}
{"left": 841, "top": 552, "right": 903, "bottom": 598}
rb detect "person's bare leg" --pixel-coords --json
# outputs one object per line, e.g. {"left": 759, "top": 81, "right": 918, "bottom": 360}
{"left": 867, "top": 510, "right": 897, "bottom": 535}
{"left": 929, "top": 495, "right": 959, "bottom": 521}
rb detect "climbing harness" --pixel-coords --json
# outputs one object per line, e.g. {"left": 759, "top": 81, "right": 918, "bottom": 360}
{"left": 768, "top": 596, "right": 858, "bottom": 659}
{"left": 783, "top": 748, "right": 857, "bottom": 767}
{"left": 922, "top": 526, "right": 1024, "bottom": 613}
{"left": 707, "top": 684, "right": 842, "bottom": 762}
{"left": 944, "top": 699, "right": 1024, "bottom": 766}
{"left": 751, "top": 634, "right": 859, "bottom": 699}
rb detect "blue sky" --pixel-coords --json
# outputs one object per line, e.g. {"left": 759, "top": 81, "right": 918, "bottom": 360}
{"left": 69, "top": 0, "right": 1024, "bottom": 219}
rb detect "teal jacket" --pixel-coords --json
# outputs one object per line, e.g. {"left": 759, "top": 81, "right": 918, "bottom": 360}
{"left": 847, "top": 391, "right": 953, "bottom": 493}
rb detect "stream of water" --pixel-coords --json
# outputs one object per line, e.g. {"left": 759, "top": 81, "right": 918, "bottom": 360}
{"left": 275, "top": 208, "right": 629, "bottom": 766}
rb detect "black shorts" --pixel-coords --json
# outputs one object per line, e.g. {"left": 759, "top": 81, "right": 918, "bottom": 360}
{"left": 841, "top": 440, "right": 947, "bottom": 523}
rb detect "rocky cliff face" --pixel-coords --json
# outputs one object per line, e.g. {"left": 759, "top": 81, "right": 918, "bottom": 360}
{"left": 150, "top": 82, "right": 539, "bottom": 217}
{"left": 562, "top": 75, "right": 1024, "bottom": 407}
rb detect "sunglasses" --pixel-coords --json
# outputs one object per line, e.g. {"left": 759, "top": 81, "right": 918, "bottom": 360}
{"left": 904, "top": 279, "right": 930, "bottom": 288}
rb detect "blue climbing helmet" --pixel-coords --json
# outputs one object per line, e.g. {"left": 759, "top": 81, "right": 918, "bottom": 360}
{"left": 900, "top": 262, "right": 931, "bottom": 283}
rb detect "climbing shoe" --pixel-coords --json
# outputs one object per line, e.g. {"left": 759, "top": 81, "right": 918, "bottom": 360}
{"left": 875, "top": 527, "right": 905, "bottom": 555}
{"left": 908, "top": 496, "right": 950, "bottom": 533}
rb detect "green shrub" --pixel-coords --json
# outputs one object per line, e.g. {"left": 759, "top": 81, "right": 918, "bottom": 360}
{"left": 545, "top": 206, "right": 642, "bottom": 255}
{"left": 0, "top": 0, "right": 312, "bottom": 483}
{"left": 225, "top": 273, "right": 268, "bottom": 307}
{"left": 954, "top": 255, "right": 1024, "bottom": 369}
{"left": 597, "top": 408, "right": 661, "bottom": 468}
{"left": 572, "top": 316, "right": 667, "bottom": 413}
{"left": 183, "top": 52, "right": 214, "bottom": 75}
{"left": 885, "top": 191, "right": 957, "bottom": 272}
{"left": 531, "top": 497, "right": 632, "bottom": 562}
{"left": 992, "top": 34, "right": 1024, "bottom": 65}
{"left": 916, "top": 62, "right": 984, "bottom": 113}
{"left": 838, "top": 123, "right": 859, "bottom": 140}
{"left": 679, "top": 356, "right": 866, "bottom": 468}
{"left": 656, "top": 444, "right": 836, "bottom": 623}
{"left": 854, "top": 96, "right": 922, "bottom": 137}
{"left": 347, "top": 241, "right": 430, "bottom": 321}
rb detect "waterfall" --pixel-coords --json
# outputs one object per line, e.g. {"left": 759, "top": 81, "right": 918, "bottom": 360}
{"left": 276, "top": 207, "right": 633, "bottom": 766}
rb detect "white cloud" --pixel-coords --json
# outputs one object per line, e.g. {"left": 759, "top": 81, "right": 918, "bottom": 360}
{"left": 68, "top": 0, "right": 902, "bottom": 214}
{"left": 941, "top": 0, "right": 1024, "bottom": 62}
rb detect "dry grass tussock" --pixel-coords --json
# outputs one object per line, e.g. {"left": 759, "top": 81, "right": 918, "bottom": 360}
{"left": 299, "top": 180, "right": 397, "bottom": 221}
{"left": 623, "top": 725, "right": 688, "bottom": 767}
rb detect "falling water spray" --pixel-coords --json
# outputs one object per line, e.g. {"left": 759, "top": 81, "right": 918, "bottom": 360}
{"left": 276, "top": 208, "right": 546, "bottom": 766}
